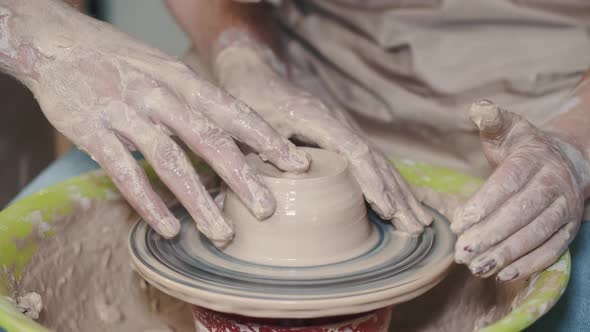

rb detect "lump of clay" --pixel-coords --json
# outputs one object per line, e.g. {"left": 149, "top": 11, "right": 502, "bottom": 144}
{"left": 17, "top": 292, "right": 43, "bottom": 320}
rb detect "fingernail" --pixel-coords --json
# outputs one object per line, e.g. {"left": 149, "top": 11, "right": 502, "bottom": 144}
{"left": 397, "top": 219, "right": 424, "bottom": 235}
{"left": 470, "top": 99, "right": 501, "bottom": 130}
{"left": 384, "top": 192, "right": 398, "bottom": 220}
{"left": 454, "top": 243, "right": 475, "bottom": 264}
{"left": 213, "top": 192, "right": 226, "bottom": 209}
{"left": 212, "top": 238, "right": 231, "bottom": 249}
{"left": 390, "top": 204, "right": 424, "bottom": 235}
{"left": 497, "top": 267, "right": 519, "bottom": 282}
{"left": 156, "top": 216, "right": 181, "bottom": 239}
{"left": 470, "top": 258, "right": 496, "bottom": 275}
{"left": 245, "top": 173, "right": 276, "bottom": 220}
{"left": 217, "top": 219, "right": 235, "bottom": 240}
{"left": 476, "top": 99, "right": 494, "bottom": 107}
{"left": 252, "top": 187, "right": 276, "bottom": 220}
{"left": 204, "top": 215, "right": 234, "bottom": 242}
{"left": 419, "top": 208, "right": 434, "bottom": 226}
{"left": 288, "top": 146, "right": 311, "bottom": 172}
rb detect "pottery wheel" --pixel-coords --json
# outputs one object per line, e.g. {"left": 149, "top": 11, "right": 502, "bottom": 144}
{"left": 129, "top": 204, "right": 455, "bottom": 318}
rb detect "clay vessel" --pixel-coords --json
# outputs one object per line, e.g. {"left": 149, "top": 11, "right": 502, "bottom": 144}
{"left": 222, "top": 148, "right": 379, "bottom": 267}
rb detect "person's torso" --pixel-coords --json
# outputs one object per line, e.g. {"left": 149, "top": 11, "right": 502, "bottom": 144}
{"left": 277, "top": 0, "right": 590, "bottom": 175}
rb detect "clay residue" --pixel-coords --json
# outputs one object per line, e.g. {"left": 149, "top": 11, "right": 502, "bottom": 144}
{"left": 16, "top": 292, "right": 42, "bottom": 320}
{"left": 390, "top": 264, "right": 527, "bottom": 332}
{"left": 17, "top": 199, "right": 194, "bottom": 332}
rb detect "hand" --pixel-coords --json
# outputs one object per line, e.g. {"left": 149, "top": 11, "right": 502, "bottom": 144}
{"left": 207, "top": 31, "right": 432, "bottom": 233}
{"left": 453, "top": 100, "right": 589, "bottom": 281}
{"left": 19, "top": 7, "right": 309, "bottom": 241}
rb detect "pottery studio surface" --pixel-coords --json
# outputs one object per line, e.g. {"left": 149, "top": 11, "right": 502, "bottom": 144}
{"left": 0, "top": 150, "right": 570, "bottom": 332}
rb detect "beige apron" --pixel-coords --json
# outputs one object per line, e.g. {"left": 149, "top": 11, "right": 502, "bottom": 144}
{"left": 276, "top": 0, "right": 590, "bottom": 177}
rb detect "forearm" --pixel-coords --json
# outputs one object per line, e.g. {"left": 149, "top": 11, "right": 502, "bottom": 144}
{"left": 544, "top": 69, "right": 590, "bottom": 196}
{"left": 164, "top": 0, "right": 276, "bottom": 65}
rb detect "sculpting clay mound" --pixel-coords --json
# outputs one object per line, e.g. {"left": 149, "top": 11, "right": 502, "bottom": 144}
{"left": 12, "top": 182, "right": 526, "bottom": 331}
{"left": 224, "top": 148, "right": 378, "bottom": 267}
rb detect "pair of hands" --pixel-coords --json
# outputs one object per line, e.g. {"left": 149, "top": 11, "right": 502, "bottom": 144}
{"left": 30, "top": 9, "right": 428, "bottom": 242}
{"left": 33, "top": 9, "right": 586, "bottom": 280}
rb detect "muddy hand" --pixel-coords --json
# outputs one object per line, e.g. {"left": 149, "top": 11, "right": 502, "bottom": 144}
{"left": 205, "top": 30, "right": 432, "bottom": 234}
{"left": 453, "top": 100, "right": 588, "bottom": 281}
{"left": 0, "top": 1, "right": 309, "bottom": 242}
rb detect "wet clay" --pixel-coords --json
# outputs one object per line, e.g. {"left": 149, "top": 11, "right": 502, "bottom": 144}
{"left": 12, "top": 180, "right": 524, "bottom": 331}
{"left": 392, "top": 264, "right": 525, "bottom": 332}
{"left": 15, "top": 292, "right": 43, "bottom": 320}
{"left": 17, "top": 200, "right": 193, "bottom": 332}
{"left": 223, "top": 148, "right": 378, "bottom": 267}
{"left": 391, "top": 185, "right": 527, "bottom": 331}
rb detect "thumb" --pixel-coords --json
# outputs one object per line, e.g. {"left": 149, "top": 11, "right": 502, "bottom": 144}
{"left": 470, "top": 99, "right": 526, "bottom": 164}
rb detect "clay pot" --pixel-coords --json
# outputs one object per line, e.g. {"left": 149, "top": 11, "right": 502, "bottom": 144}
{"left": 222, "top": 148, "right": 379, "bottom": 267}
{"left": 192, "top": 306, "right": 393, "bottom": 332}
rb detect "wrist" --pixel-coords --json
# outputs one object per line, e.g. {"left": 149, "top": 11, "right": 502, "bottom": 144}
{"left": 548, "top": 132, "right": 590, "bottom": 198}
{"left": 170, "top": 0, "right": 276, "bottom": 68}
{"left": 212, "top": 29, "right": 287, "bottom": 86}
{"left": 0, "top": 0, "right": 83, "bottom": 82}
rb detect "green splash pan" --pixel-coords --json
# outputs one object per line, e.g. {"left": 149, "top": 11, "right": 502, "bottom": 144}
{"left": 0, "top": 161, "right": 570, "bottom": 332}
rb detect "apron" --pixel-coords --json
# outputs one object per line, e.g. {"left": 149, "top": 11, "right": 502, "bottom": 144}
{"left": 276, "top": 0, "right": 590, "bottom": 177}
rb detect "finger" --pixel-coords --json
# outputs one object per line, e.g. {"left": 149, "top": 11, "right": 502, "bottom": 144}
{"left": 326, "top": 106, "right": 429, "bottom": 229}
{"left": 391, "top": 170, "right": 434, "bottom": 226}
{"left": 470, "top": 99, "right": 534, "bottom": 165}
{"left": 112, "top": 115, "right": 233, "bottom": 242}
{"left": 287, "top": 109, "right": 396, "bottom": 220}
{"left": 452, "top": 153, "right": 542, "bottom": 234}
{"left": 372, "top": 152, "right": 429, "bottom": 233}
{"left": 87, "top": 133, "right": 180, "bottom": 238}
{"left": 467, "top": 197, "right": 570, "bottom": 277}
{"left": 177, "top": 76, "right": 310, "bottom": 172}
{"left": 375, "top": 152, "right": 433, "bottom": 226}
{"left": 381, "top": 167, "right": 423, "bottom": 234}
{"left": 496, "top": 222, "right": 578, "bottom": 282}
{"left": 455, "top": 169, "right": 557, "bottom": 263}
{"left": 345, "top": 148, "right": 395, "bottom": 222}
{"left": 151, "top": 97, "right": 275, "bottom": 219}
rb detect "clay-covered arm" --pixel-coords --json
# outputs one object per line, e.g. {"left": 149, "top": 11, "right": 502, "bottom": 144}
{"left": 0, "top": 0, "right": 310, "bottom": 242}
{"left": 164, "top": 0, "right": 276, "bottom": 65}
{"left": 544, "top": 71, "right": 590, "bottom": 197}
